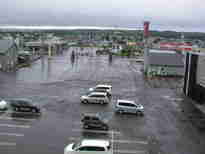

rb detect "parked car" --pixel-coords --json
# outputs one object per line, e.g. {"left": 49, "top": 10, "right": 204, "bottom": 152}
{"left": 64, "top": 139, "right": 111, "bottom": 154}
{"left": 10, "top": 99, "right": 40, "bottom": 113}
{"left": 0, "top": 99, "right": 8, "bottom": 111}
{"left": 80, "top": 92, "right": 110, "bottom": 104}
{"left": 89, "top": 85, "right": 112, "bottom": 96}
{"left": 81, "top": 113, "right": 109, "bottom": 130}
{"left": 115, "top": 100, "right": 144, "bottom": 116}
{"left": 86, "top": 89, "right": 111, "bottom": 99}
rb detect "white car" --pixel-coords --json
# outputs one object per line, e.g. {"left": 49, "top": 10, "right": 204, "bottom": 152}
{"left": 0, "top": 99, "right": 8, "bottom": 111}
{"left": 115, "top": 99, "right": 144, "bottom": 116}
{"left": 64, "top": 139, "right": 111, "bottom": 154}
{"left": 81, "top": 92, "right": 110, "bottom": 104}
{"left": 89, "top": 85, "right": 112, "bottom": 95}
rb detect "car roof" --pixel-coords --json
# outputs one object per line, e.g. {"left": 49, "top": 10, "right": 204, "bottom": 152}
{"left": 96, "top": 84, "right": 112, "bottom": 88}
{"left": 83, "top": 113, "right": 98, "bottom": 117}
{"left": 80, "top": 139, "right": 110, "bottom": 147}
{"left": 117, "top": 99, "right": 135, "bottom": 104}
{"left": 10, "top": 98, "right": 32, "bottom": 102}
{"left": 89, "top": 92, "right": 107, "bottom": 96}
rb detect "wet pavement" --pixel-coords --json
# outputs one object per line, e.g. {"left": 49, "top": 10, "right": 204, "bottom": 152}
{"left": 0, "top": 47, "right": 205, "bottom": 154}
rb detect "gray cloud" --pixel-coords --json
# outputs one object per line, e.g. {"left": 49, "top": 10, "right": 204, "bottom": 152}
{"left": 0, "top": 0, "right": 204, "bottom": 32}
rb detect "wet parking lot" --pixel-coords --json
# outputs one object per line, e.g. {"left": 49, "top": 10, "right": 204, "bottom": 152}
{"left": 0, "top": 47, "right": 205, "bottom": 154}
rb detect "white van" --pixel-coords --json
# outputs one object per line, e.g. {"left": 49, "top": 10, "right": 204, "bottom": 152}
{"left": 115, "top": 100, "right": 144, "bottom": 116}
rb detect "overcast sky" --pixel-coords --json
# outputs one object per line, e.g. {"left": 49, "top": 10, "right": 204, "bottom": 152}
{"left": 0, "top": 0, "right": 204, "bottom": 32}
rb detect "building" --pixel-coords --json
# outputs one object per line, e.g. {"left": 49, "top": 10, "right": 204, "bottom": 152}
{"left": 145, "top": 49, "right": 184, "bottom": 76}
{"left": 183, "top": 52, "right": 205, "bottom": 104}
{"left": 159, "top": 42, "right": 193, "bottom": 51}
{"left": 0, "top": 40, "right": 18, "bottom": 71}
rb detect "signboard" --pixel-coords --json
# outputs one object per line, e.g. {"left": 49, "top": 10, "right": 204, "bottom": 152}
{"left": 147, "top": 66, "right": 183, "bottom": 76}
{"left": 197, "top": 56, "right": 205, "bottom": 87}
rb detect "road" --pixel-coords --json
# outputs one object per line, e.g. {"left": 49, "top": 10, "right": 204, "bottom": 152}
{"left": 0, "top": 47, "right": 205, "bottom": 154}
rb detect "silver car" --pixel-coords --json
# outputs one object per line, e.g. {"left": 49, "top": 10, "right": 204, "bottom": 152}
{"left": 81, "top": 92, "right": 110, "bottom": 104}
{"left": 115, "top": 99, "right": 144, "bottom": 116}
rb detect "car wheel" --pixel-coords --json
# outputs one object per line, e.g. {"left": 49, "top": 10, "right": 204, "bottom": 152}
{"left": 119, "top": 110, "right": 123, "bottom": 114}
{"left": 139, "top": 112, "right": 144, "bottom": 116}
{"left": 83, "top": 100, "right": 88, "bottom": 104}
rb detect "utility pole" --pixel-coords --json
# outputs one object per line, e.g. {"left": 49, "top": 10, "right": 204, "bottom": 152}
{"left": 143, "top": 21, "right": 150, "bottom": 75}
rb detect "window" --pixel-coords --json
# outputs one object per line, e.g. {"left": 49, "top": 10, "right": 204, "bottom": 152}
{"left": 89, "top": 95, "right": 97, "bottom": 98}
{"left": 77, "top": 146, "right": 88, "bottom": 151}
{"left": 83, "top": 116, "right": 90, "bottom": 120}
{"left": 96, "top": 95, "right": 105, "bottom": 98}
{"left": 78, "top": 146, "right": 105, "bottom": 151}
{"left": 119, "top": 102, "right": 128, "bottom": 106}
{"left": 127, "top": 103, "right": 135, "bottom": 107}
{"left": 91, "top": 117, "right": 99, "bottom": 121}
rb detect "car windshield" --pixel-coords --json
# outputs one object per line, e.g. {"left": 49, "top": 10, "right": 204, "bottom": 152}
{"left": 72, "top": 142, "right": 81, "bottom": 150}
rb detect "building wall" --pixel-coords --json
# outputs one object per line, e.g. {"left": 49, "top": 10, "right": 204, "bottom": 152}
{"left": 183, "top": 52, "right": 205, "bottom": 104}
{"left": 147, "top": 65, "right": 184, "bottom": 76}
{"left": 145, "top": 49, "right": 184, "bottom": 76}
{"left": 0, "top": 44, "right": 18, "bottom": 71}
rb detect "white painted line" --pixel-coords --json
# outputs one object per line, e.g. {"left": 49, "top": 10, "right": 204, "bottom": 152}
{"left": 114, "top": 150, "right": 146, "bottom": 154}
{"left": 73, "top": 121, "right": 82, "bottom": 125}
{"left": 0, "top": 142, "right": 16, "bottom": 146}
{"left": 0, "top": 132, "right": 24, "bottom": 137}
{"left": 0, "top": 116, "right": 36, "bottom": 122}
{"left": 69, "top": 137, "right": 148, "bottom": 145}
{"left": 72, "top": 129, "right": 121, "bottom": 134}
{"left": 0, "top": 124, "right": 30, "bottom": 128}
{"left": 112, "top": 140, "right": 148, "bottom": 145}
{"left": 0, "top": 110, "right": 41, "bottom": 116}
{"left": 161, "top": 96, "right": 183, "bottom": 101}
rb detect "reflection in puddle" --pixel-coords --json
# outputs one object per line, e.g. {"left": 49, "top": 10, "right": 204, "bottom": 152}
{"left": 108, "top": 54, "right": 113, "bottom": 66}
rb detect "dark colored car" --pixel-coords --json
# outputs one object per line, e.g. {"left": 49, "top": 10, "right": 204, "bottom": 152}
{"left": 10, "top": 99, "right": 40, "bottom": 113}
{"left": 81, "top": 113, "right": 109, "bottom": 130}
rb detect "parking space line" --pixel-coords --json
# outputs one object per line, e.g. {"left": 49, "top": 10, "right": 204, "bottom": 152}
{"left": 69, "top": 137, "right": 148, "bottom": 145}
{"left": 71, "top": 129, "right": 121, "bottom": 134}
{"left": 73, "top": 121, "right": 82, "bottom": 125}
{"left": 0, "top": 110, "right": 41, "bottom": 116}
{"left": 114, "top": 150, "right": 147, "bottom": 154}
{"left": 0, "top": 142, "right": 16, "bottom": 146}
{"left": 0, "top": 132, "right": 24, "bottom": 137}
{"left": 0, "top": 116, "right": 36, "bottom": 122}
{"left": 0, "top": 124, "right": 30, "bottom": 128}
{"left": 112, "top": 139, "right": 148, "bottom": 145}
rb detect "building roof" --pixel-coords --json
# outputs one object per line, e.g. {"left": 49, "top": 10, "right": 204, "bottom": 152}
{"left": 0, "top": 40, "right": 15, "bottom": 54}
{"left": 149, "top": 49, "right": 184, "bottom": 67}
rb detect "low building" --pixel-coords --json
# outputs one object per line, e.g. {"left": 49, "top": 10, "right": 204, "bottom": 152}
{"left": 183, "top": 52, "right": 205, "bottom": 104}
{"left": 0, "top": 40, "right": 18, "bottom": 71}
{"left": 145, "top": 49, "right": 184, "bottom": 76}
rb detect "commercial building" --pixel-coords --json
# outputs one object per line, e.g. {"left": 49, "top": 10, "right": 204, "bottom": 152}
{"left": 184, "top": 52, "right": 205, "bottom": 104}
{"left": 145, "top": 49, "right": 184, "bottom": 76}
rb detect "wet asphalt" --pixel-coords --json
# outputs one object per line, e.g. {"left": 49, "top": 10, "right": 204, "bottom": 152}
{"left": 0, "top": 47, "right": 205, "bottom": 154}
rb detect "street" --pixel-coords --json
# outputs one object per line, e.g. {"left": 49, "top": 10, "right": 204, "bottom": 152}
{"left": 0, "top": 47, "right": 205, "bottom": 154}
